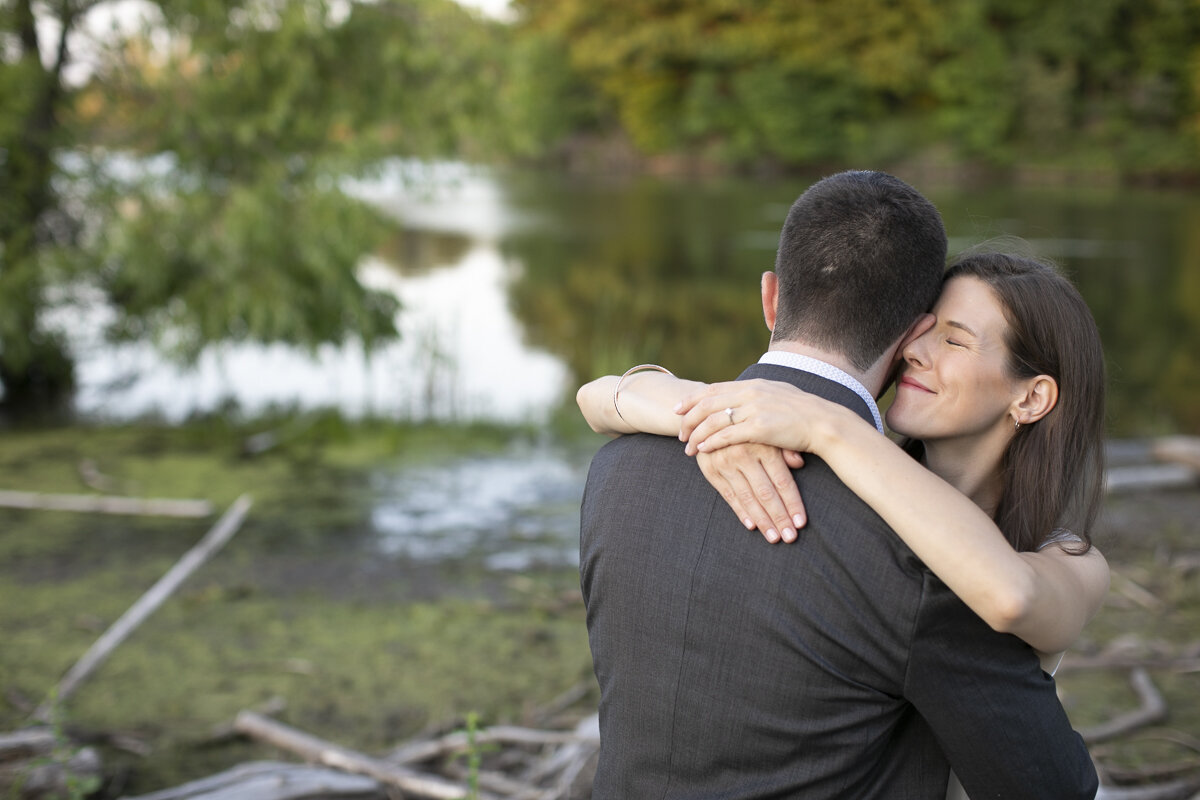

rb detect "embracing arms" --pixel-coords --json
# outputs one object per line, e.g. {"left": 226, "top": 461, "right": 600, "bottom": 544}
{"left": 578, "top": 372, "right": 1109, "bottom": 655}
{"left": 677, "top": 379, "right": 1110, "bottom": 655}
{"left": 578, "top": 372, "right": 809, "bottom": 540}
{"left": 577, "top": 371, "right": 706, "bottom": 437}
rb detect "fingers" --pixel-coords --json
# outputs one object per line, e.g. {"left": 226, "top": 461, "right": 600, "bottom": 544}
{"left": 676, "top": 381, "right": 757, "bottom": 440}
{"left": 682, "top": 408, "right": 739, "bottom": 455}
{"left": 697, "top": 446, "right": 803, "bottom": 544}
{"left": 761, "top": 453, "right": 806, "bottom": 535}
{"left": 687, "top": 418, "right": 757, "bottom": 455}
{"left": 675, "top": 380, "right": 745, "bottom": 416}
{"left": 695, "top": 453, "right": 758, "bottom": 534}
{"left": 783, "top": 450, "right": 805, "bottom": 469}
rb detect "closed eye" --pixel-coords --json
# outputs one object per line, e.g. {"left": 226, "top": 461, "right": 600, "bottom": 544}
{"left": 946, "top": 339, "right": 965, "bottom": 348}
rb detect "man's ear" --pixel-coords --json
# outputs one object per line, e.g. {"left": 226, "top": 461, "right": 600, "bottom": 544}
{"left": 891, "top": 313, "right": 935, "bottom": 369}
{"left": 761, "top": 271, "right": 779, "bottom": 333}
{"left": 875, "top": 314, "right": 935, "bottom": 399}
{"left": 1013, "top": 375, "right": 1059, "bottom": 425}
{"left": 902, "top": 313, "right": 936, "bottom": 350}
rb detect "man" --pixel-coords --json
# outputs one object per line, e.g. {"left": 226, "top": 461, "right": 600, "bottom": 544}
{"left": 579, "top": 171, "right": 1098, "bottom": 798}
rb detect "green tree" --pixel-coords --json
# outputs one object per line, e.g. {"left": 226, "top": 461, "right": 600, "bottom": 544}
{"left": 509, "top": 0, "right": 1200, "bottom": 171}
{"left": 0, "top": 0, "right": 506, "bottom": 416}
{"left": 510, "top": 0, "right": 960, "bottom": 164}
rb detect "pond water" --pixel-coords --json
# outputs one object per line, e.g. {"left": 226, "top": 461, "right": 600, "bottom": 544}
{"left": 49, "top": 165, "right": 1200, "bottom": 570}
{"left": 63, "top": 163, "right": 1200, "bottom": 437}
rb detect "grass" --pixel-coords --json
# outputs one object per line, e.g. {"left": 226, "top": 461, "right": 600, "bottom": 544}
{"left": 0, "top": 415, "right": 596, "bottom": 795}
{"left": 1053, "top": 492, "right": 1200, "bottom": 779}
{"left": 2, "top": 415, "right": 1198, "bottom": 794}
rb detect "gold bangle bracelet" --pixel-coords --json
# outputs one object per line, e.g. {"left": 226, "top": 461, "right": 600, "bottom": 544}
{"left": 613, "top": 364, "right": 675, "bottom": 424}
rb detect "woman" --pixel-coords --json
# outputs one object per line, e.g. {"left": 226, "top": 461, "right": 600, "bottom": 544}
{"left": 578, "top": 252, "right": 1110, "bottom": 799}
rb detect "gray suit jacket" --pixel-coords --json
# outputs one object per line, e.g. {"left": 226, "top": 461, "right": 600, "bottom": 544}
{"left": 580, "top": 363, "right": 1098, "bottom": 799}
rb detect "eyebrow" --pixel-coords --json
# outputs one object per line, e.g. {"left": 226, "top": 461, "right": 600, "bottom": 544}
{"left": 946, "top": 320, "right": 978, "bottom": 337}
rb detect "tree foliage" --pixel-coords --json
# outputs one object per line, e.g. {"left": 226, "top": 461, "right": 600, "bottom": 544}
{"left": 510, "top": 0, "right": 1200, "bottom": 169}
{"left": 0, "top": 0, "right": 507, "bottom": 415}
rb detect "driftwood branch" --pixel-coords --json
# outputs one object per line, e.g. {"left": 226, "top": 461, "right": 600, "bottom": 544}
{"left": 232, "top": 711, "right": 492, "bottom": 800}
{"left": 0, "top": 728, "right": 55, "bottom": 762}
{"left": 33, "top": 495, "right": 253, "bottom": 721}
{"left": 1152, "top": 436, "right": 1200, "bottom": 472}
{"left": 1095, "top": 778, "right": 1200, "bottom": 800}
{"left": 1110, "top": 571, "right": 1165, "bottom": 610}
{"left": 1102, "top": 757, "right": 1200, "bottom": 784}
{"left": 1105, "top": 465, "right": 1197, "bottom": 494}
{"left": 1082, "top": 668, "right": 1169, "bottom": 744}
{"left": 0, "top": 489, "right": 213, "bottom": 518}
{"left": 205, "top": 696, "right": 288, "bottom": 746}
{"left": 120, "top": 760, "right": 387, "bottom": 800}
{"left": 388, "top": 725, "right": 587, "bottom": 766}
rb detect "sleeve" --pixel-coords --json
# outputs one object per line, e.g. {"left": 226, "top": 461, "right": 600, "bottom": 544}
{"left": 904, "top": 574, "right": 1099, "bottom": 800}
{"left": 1038, "top": 527, "right": 1084, "bottom": 550}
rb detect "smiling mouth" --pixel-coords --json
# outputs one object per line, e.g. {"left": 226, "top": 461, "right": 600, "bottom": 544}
{"left": 898, "top": 376, "right": 935, "bottom": 393}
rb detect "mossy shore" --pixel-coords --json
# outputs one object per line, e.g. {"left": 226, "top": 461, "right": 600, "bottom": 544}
{"left": 2, "top": 417, "right": 1198, "bottom": 795}
{"left": 0, "top": 415, "right": 597, "bottom": 795}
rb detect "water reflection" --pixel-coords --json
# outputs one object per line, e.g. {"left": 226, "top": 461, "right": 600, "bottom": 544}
{"left": 69, "top": 164, "right": 567, "bottom": 422}
{"left": 369, "top": 444, "right": 585, "bottom": 570}
{"left": 63, "top": 164, "right": 1200, "bottom": 434}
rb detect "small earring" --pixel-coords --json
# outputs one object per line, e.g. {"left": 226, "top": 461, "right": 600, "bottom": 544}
{"left": 1014, "top": 418, "right": 1021, "bottom": 431}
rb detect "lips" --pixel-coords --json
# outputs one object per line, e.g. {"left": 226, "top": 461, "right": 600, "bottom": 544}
{"left": 898, "top": 376, "right": 935, "bottom": 394}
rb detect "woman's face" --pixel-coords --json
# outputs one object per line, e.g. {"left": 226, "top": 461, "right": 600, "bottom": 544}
{"left": 885, "top": 276, "right": 1024, "bottom": 445}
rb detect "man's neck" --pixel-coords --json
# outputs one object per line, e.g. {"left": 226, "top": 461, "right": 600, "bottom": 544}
{"left": 767, "top": 340, "right": 886, "bottom": 397}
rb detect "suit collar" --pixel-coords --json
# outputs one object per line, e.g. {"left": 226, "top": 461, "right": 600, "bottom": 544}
{"left": 756, "top": 352, "right": 884, "bottom": 433}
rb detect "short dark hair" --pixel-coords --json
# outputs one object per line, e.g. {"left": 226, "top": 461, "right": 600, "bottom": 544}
{"left": 944, "top": 252, "right": 1106, "bottom": 554}
{"left": 772, "top": 171, "right": 947, "bottom": 370}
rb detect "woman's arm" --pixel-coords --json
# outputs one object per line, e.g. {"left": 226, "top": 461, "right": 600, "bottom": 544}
{"left": 677, "top": 380, "right": 1110, "bottom": 654}
{"left": 576, "top": 371, "right": 706, "bottom": 436}
{"left": 577, "top": 371, "right": 808, "bottom": 540}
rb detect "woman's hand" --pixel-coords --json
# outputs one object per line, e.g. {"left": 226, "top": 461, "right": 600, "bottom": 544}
{"left": 676, "top": 379, "right": 823, "bottom": 456}
{"left": 695, "top": 444, "right": 807, "bottom": 543}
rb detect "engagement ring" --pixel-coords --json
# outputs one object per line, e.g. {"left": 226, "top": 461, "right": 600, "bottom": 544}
{"left": 725, "top": 407, "right": 735, "bottom": 425}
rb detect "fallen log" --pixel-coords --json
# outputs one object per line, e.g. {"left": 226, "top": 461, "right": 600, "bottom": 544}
{"left": 120, "top": 760, "right": 386, "bottom": 800}
{"left": 1152, "top": 436, "right": 1200, "bottom": 472}
{"left": 205, "top": 697, "right": 288, "bottom": 746}
{"left": 1110, "top": 570, "right": 1165, "bottom": 610}
{"left": 1102, "top": 757, "right": 1200, "bottom": 784}
{"left": 0, "top": 743, "right": 101, "bottom": 800}
{"left": 0, "top": 728, "right": 55, "bottom": 762}
{"left": 1105, "top": 465, "right": 1197, "bottom": 494}
{"left": 387, "top": 724, "right": 589, "bottom": 766}
{"left": 1081, "top": 668, "right": 1168, "bottom": 744}
{"left": 233, "top": 711, "right": 493, "bottom": 800}
{"left": 1094, "top": 778, "right": 1200, "bottom": 800}
{"left": 33, "top": 495, "right": 253, "bottom": 722}
{"left": 0, "top": 489, "right": 213, "bottom": 518}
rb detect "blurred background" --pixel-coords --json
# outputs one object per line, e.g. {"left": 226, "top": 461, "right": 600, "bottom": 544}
{"left": 2, "top": 0, "right": 1199, "bottom": 796}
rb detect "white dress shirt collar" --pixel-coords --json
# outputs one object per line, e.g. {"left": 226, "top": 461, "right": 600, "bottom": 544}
{"left": 757, "top": 351, "right": 885, "bottom": 434}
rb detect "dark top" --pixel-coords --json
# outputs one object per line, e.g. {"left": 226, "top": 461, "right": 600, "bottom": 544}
{"left": 580, "top": 362, "right": 1098, "bottom": 799}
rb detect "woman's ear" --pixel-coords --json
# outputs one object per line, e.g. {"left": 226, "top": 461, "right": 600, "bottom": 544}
{"left": 1013, "top": 375, "right": 1059, "bottom": 425}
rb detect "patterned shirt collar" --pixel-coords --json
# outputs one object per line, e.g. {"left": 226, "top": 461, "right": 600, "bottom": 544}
{"left": 757, "top": 351, "right": 885, "bottom": 434}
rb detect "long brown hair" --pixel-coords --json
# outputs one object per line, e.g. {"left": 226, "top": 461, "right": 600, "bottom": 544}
{"left": 912, "top": 252, "right": 1107, "bottom": 553}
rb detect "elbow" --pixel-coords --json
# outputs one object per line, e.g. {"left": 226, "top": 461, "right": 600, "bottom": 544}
{"left": 981, "top": 579, "right": 1036, "bottom": 636}
{"left": 576, "top": 383, "right": 602, "bottom": 433}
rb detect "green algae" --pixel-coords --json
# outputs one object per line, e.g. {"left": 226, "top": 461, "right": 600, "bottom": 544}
{"left": 0, "top": 418, "right": 594, "bottom": 795}
{"left": 4, "top": 418, "right": 1199, "bottom": 794}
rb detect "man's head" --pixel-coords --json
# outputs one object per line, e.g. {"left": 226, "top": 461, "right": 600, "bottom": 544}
{"left": 769, "top": 171, "right": 947, "bottom": 372}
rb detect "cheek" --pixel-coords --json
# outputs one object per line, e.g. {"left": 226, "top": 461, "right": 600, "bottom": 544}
{"left": 884, "top": 394, "right": 920, "bottom": 434}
